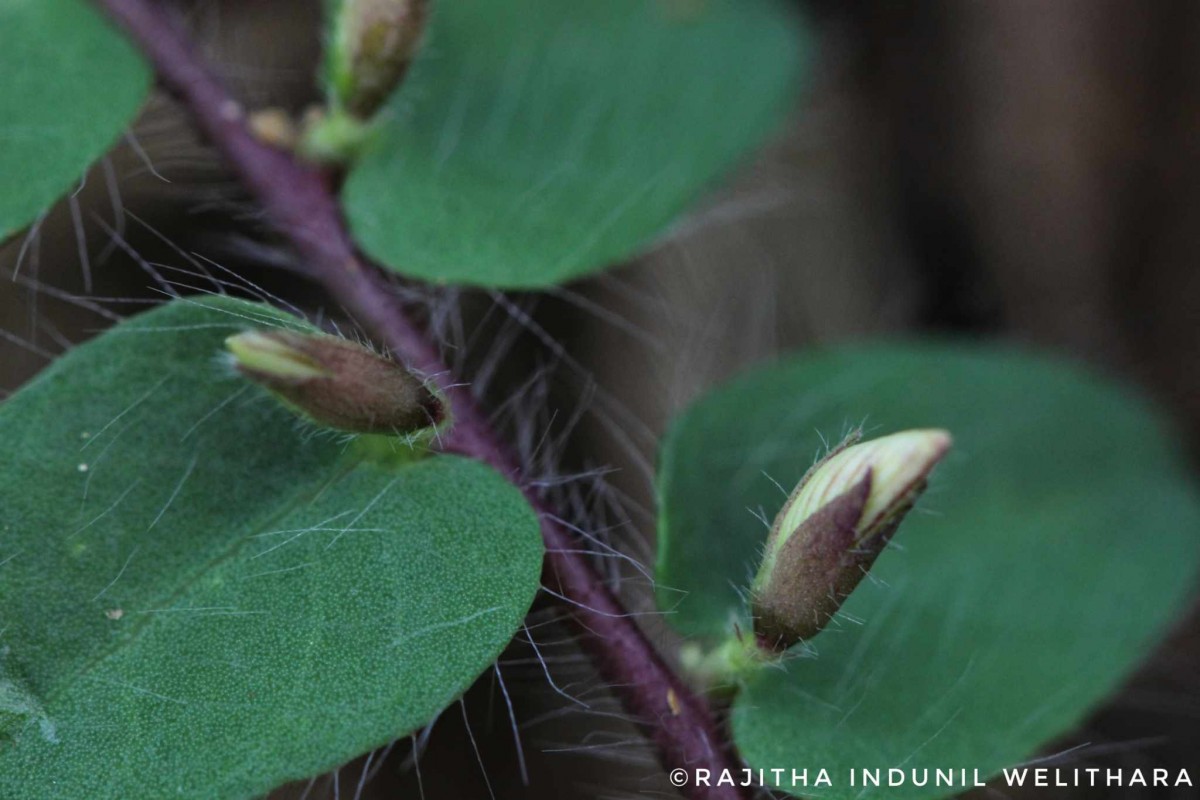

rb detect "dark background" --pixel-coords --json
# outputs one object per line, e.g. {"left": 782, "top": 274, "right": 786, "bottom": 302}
{"left": 2, "top": 2, "right": 1198, "bottom": 798}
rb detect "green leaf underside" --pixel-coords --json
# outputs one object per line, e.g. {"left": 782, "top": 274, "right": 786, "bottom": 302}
{"left": 655, "top": 345, "right": 1200, "bottom": 799}
{"left": 342, "top": 0, "right": 807, "bottom": 288}
{"left": 0, "top": 297, "right": 542, "bottom": 799}
{"left": 0, "top": 0, "right": 150, "bottom": 242}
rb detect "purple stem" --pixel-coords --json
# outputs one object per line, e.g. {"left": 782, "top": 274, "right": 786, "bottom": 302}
{"left": 93, "top": 2, "right": 749, "bottom": 798}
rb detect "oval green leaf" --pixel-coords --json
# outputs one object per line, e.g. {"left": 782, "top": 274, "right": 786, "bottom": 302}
{"left": 0, "top": 0, "right": 150, "bottom": 242}
{"left": 341, "top": 0, "right": 807, "bottom": 288}
{"left": 0, "top": 297, "right": 542, "bottom": 799}
{"left": 655, "top": 345, "right": 1200, "bottom": 798}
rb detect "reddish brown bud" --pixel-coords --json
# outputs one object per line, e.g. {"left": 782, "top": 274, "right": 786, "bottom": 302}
{"left": 752, "top": 429, "right": 951, "bottom": 650}
{"left": 225, "top": 329, "right": 444, "bottom": 436}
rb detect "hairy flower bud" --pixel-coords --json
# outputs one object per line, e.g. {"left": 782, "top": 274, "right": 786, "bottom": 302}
{"left": 225, "top": 329, "right": 444, "bottom": 436}
{"left": 752, "top": 429, "right": 952, "bottom": 650}
{"left": 330, "top": 0, "right": 428, "bottom": 119}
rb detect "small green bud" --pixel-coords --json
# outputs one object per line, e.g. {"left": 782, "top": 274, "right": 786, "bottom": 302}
{"left": 297, "top": 106, "right": 374, "bottom": 163}
{"left": 680, "top": 633, "right": 771, "bottom": 694}
{"left": 752, "top": 429, "right": 952, "bottom": 650}
{"left": 225, "top": 329, "right": 444, "bottom": 436}
{"left": 329, "top": 0, "right": 429, "bottom": 119}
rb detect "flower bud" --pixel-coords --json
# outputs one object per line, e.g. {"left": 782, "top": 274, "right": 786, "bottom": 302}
{"left": 329, "top": 0, "right": 429, "bottom": 119}
{"left": 752, "top": 429, "right": 952, "bottom": 650}
{"left": 225, "top": 329, "right": 444, "bottom": 436}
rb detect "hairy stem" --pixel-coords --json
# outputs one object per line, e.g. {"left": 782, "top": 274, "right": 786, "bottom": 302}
{"left": 94, "top": 2, "right": 748, "bottom": 797}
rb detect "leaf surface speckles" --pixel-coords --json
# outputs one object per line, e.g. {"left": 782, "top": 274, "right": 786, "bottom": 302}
{"left": 0, "top": 297, "right": 542, "bottom": 799}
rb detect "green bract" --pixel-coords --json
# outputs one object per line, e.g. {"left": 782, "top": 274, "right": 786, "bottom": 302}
{"left": 0, "top": 297, "right": 543, "bottom": 799}
{"left": 0, "top": 0, "right": 149, "bottom": 242}
{"left": 656, "top": 345, "right": 1200, "bottom": 798}
{"left": 341, "top": 0, "right": 807, "bottom": 288}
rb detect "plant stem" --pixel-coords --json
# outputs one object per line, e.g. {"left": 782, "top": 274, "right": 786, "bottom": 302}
{"left": 93, "top": 2, "right": 748, "bottom": 797}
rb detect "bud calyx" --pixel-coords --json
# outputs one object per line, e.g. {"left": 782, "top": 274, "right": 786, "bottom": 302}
{"left": 226, "top": 329, "right": 444, "bottom": 437}
{"left": 752, "top": 429, "right": 951, "bottom": 650}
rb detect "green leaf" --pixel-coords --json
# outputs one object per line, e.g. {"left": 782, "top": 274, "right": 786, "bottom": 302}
{"left": 0, "top": 297, "right": 542, "bottom": 799}
{"left": 655, "top": 345, "right": 1200, "bottom": 798}
{"left": 341, "top": 0, "right": 807, "bottom": 288}
{"left": 0, "top": 0, "right": 150, "bottom": 243}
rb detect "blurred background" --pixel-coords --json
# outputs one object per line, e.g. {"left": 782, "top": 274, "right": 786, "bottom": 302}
{"left": 2, "top": 2, "right": 1198, "bottom": 798}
